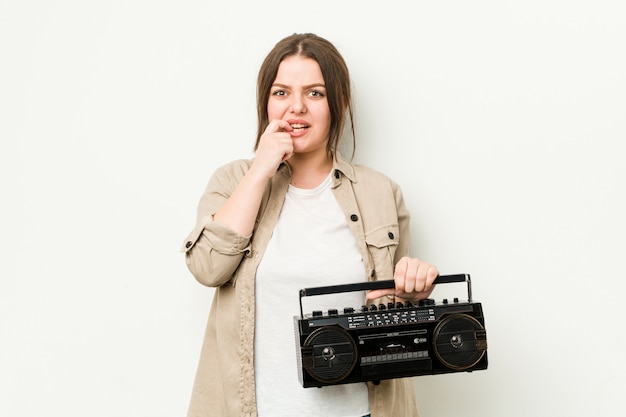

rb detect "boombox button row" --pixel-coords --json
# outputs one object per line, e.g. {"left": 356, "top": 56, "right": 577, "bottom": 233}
{"left": 311, "top": 308, "right": 356, "bottom": 316}
{"left": 310, "top": 297, "right": 452, "bottom": 318}
{"left": 362, "top": 299, "right": 435, "bottom": 312}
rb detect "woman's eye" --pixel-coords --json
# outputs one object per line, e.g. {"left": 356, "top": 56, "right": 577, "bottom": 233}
{"left": 272, "top": 90, "right": 286, "bottom": 96}
{"left": 309, "top": 90, "right": 325, "bottom": 98}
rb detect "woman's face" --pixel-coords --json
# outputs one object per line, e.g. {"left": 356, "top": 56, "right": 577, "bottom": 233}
{"left": 267, "top": 55, "right": 331, "bottom": 157}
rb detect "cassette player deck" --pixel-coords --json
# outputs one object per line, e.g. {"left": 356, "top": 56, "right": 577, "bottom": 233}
{"left": 293, "top": 274, "right": 488, "bottom": 388}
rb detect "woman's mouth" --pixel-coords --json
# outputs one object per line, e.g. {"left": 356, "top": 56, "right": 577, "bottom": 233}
{"left": 290, "top": 123, "right": 310, "bottom": 132}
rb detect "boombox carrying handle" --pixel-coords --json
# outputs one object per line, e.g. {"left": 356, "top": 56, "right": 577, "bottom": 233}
{"left": 298, "top": 274, "right": 472, "bottom": 319}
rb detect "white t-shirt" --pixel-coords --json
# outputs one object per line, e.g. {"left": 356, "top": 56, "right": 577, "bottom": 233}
{"left": 255, "top": 172, "right": 370, "bottom": 417}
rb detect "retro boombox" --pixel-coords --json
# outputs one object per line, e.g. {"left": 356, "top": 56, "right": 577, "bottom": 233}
{"left": 294, "top": 274, "right": 488, "bottom": 388}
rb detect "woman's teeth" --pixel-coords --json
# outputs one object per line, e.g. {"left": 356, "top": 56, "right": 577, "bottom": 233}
{"left": 290, "top": 123, "right": 308, "bottom": 132}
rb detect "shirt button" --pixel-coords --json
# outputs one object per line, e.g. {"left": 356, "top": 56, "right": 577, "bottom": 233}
{"left": 388, "top": 232, "right": 395, "bottom": 240}
{"left": 350, "top": 214, "right": 359, "bottom": 222}
{"left": 185, "top": 241, "right": 192, "bottom": 249}
{"left": 334, "top": 170, "right": 340, "bottom": 179}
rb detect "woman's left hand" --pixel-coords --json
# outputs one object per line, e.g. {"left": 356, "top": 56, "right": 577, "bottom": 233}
{"left": 366, "top": 257, "right": 439, "bottom": 301}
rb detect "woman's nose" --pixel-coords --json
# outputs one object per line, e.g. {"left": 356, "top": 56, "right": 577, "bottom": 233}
{"left": 290, "top": 96, "right": 306, "bottom": 114}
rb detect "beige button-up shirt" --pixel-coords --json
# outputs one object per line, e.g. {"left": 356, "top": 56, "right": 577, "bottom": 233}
{"left": 181, "top": 153, "right": 420, "bottom": 417}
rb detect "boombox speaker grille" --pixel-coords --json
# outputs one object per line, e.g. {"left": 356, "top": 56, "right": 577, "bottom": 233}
{"left": 302, "top": 326, "right": 357, "bottom": 384}
{"left": 433, "top": 313, "right": 487, "bottom": 370}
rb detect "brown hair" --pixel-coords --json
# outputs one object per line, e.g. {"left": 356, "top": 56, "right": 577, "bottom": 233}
{"left": 254, "top": 33, "right": 355, "bottom": 158}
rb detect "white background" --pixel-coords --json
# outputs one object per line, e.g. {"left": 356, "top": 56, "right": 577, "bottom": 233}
{"left": 2, "top": 1, "right": 625, "bottom": 416}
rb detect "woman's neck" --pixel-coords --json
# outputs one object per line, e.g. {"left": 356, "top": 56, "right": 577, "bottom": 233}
{"left": 288, "top": 153, "right": 333, "bottom": 189}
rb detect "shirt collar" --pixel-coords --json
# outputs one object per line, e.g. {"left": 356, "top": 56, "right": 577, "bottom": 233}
{"left": 276, "top": 151, "right": 356, "bottom": 183}
{"left": 332, "top": 151, "right": 356, "bottom": 183}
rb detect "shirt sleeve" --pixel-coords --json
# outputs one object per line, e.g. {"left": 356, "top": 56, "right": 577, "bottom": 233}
{"left": 180, "top": 161, "right": 252, "bottom": 287}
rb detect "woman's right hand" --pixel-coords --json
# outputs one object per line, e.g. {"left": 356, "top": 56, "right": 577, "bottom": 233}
{"left": 212, "top": 120, "right": 293, "bottom": 236}
{"left": 250, "top": 120, "right": 294, "bottom": 179}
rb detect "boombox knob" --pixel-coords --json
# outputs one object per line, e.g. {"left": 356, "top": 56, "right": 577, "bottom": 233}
{"left": 321, "top": 347, "right": 336, "bottom": 361}
{"left": 450, "top": 334, "right": 464, "bottom": 348}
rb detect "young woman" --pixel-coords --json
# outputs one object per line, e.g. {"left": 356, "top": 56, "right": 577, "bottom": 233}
{"left": 181, "top": 33, "right": 439, "bottom": 417}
